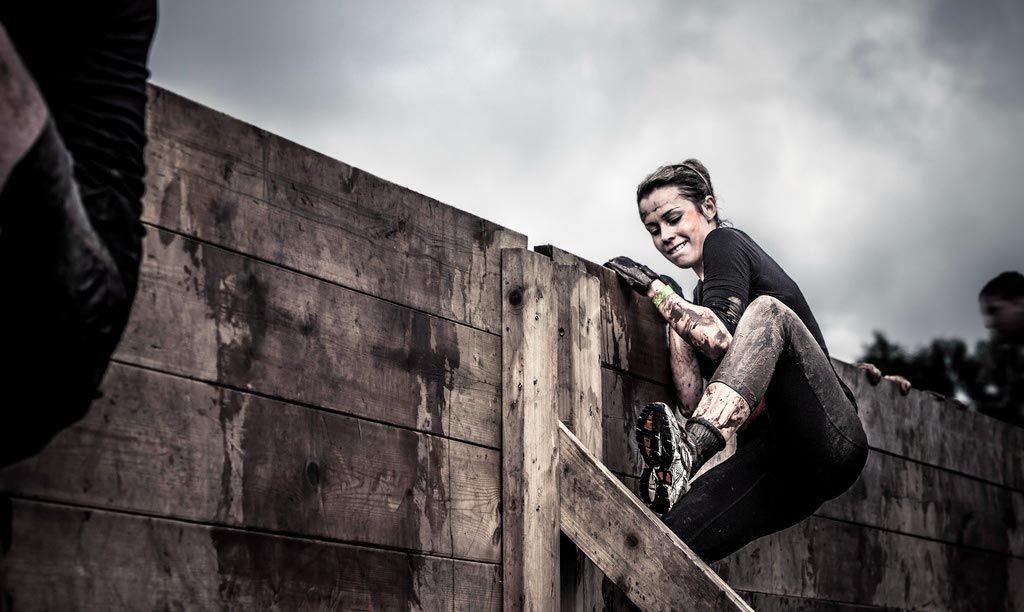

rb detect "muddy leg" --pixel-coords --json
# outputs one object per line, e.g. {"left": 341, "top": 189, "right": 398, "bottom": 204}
{"left": 691, "top": 382, "right": 751, "bottom": 441}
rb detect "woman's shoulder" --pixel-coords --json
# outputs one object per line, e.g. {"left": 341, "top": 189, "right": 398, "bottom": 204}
{"left": 704, "top": 226, "right": 759, "bottom": 253}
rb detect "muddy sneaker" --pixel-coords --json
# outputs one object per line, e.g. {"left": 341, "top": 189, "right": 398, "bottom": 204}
{"left": 635, "top": 403, "right": 728, "bottom": 514}
{"left": 635, "top": 402, "right": 694, "bottom": 514}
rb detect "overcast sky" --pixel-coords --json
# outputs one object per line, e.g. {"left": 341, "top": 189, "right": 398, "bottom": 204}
{"left": 150, "top": 1, "right": 1024, "bottom": 362}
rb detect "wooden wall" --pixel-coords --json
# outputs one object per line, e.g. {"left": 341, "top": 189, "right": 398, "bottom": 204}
{"left": 0, "top": 85, "right": 526, "bottom": 610}
{"left": 2, "top": 85, "right": 1020, "bottom": 611}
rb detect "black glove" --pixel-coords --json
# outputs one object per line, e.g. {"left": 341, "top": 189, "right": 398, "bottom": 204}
{"left": 604, "top": 256, "right": 658, "bottom": 295}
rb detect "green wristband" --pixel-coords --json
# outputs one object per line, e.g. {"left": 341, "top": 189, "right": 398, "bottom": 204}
{"left": 652, "top": 284, "right": 675, "bottom": 307}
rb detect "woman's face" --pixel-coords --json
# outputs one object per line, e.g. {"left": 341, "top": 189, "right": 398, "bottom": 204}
{"left": 639, "top": 186, "right": 717, "bottom": 274}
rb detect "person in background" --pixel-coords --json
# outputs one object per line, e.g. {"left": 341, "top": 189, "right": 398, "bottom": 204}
{"left": 0, "top": 1, "right": 158, "bottom": 466}
{"left": 977, "top": 271, "right": 1024, "bottom": 426}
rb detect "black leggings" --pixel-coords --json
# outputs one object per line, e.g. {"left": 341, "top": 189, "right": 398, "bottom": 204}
{"left": 662, "top": 296, "right": 869, "bottom": 563}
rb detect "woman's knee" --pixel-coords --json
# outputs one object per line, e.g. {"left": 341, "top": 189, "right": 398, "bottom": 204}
{"left": 745, "top": 295, "right": 797, "bottom": 325}
{"left": 814, "top": 439, "right": 868, "bottom": 501}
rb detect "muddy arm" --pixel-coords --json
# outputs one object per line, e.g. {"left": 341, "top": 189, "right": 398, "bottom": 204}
{"left": 648, "top": 279, "right": 732, "bottom": 361}
{"left": 669, "top": 327, "right": 705, "bottom": 417}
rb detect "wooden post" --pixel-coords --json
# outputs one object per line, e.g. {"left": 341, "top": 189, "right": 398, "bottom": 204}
{"left": 502, "top": 248, "right": 560, "bottom": 612}
{"left": 551, "top": 260, "right": 605, "bottom": 611}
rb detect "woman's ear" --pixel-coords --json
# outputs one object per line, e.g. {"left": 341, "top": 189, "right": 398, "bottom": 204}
{"left": 702, "top": 196, "right": 717, "bottom": 221}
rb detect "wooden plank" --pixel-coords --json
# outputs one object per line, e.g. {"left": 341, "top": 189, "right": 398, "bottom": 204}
{"left": 0, "top": 363, "right": 500, "bottom": 562}
{"left": 502, "top": 248, "right": 561, "bottom": 611}
{"left": 115, "top": 228, "right": 502, "bottom": 448}
{"left": 834, "top": 360, "right": 1024, "bottom": 490}
{"left": 145, "top": 85, "right": 528, "bottom": 334}
{"left": 820, "top": 449, "right": 1024, "bottom": 557}
{"left": 0, "top": 498, "right": 500, "bottom": 611}
{"left": 734, "top": 592, "right": 889, "bottom": 611}
{"left": 536, "top": 245, "right": 672, "bottom": 384}
{"left": 550, "top": 262, "right": 605, "bottom": 611}
{"left": 713, "top": 516, "right": 1024, "bottom": 611}
{"left": 147, "top": 84, "right": 267, "bottom": 167}
{"left": 559, "top": 422, "right": 752, "bottom": 612}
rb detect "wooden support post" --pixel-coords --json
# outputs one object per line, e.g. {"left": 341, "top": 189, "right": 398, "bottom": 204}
{"left": 551, "top": 261, "right": 605, "bottom": 611}
{"left": 559, "top": 422, "right": 753, "bottom": 612}
{"left": 502, "top": 248, "right": 560, "bottom": 612}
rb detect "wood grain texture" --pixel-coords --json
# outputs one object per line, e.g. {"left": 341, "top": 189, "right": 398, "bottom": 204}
{"left": 535, "top": 245, "right": 672, "bottom": 384}
{"left": 0, "top": 363, "right": 501, "bottom": 562}
{"left": 713, "top": 516, "right": 1024, "bottom": 611}
{"left": 834, "top": 360, "right": 1024, "bottom": 490}
{"left": 734, "top": 592, "right": 889, "bottom": 611}
{"left": 559, "top": 423, "right": 752, "bottom": 612}
{"left": 550, "top": 262, "right": 605, "bottom": 612}
{"left": 502, "top": 249, "right": 561, "bottom": 611}
{"left": 115, "top": 228, "right": 502, "bottom": 448}
{"left": 145, "top": 85, "right": 527, "bottom": 334}
{"left": 820, "top": 449, "right": 1024, "bottom": 557}
{"left": 0, "top": 498, "right": 500, "bottom": 611}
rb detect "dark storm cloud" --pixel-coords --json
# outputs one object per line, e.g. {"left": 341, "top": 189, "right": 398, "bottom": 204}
{"left": 150, "top": 1, "right": 1024, "bottom": 361}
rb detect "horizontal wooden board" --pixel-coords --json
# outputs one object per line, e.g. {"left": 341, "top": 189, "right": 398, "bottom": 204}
{"left": 835, "top": 360, "right": 1024, "bottom": 490}
{"left": 147, "top": 84, "right": 267, "bottom": 168}
{"left": 713, "top": 516, "right": 1024, "bottom": 611}
{"left": 821, "top": 449, "right": 1024, "bottom": 557}
{"left": 1, "top": 498, "right": 500, "bottom": 611}
{"left": 116, "top": 228, "right": 501, "bottom": 448}
{"left": 0, "top": 364, "right": 500, "bottom": 562}
{"left": 734, "top": 592, "right": 889, "bottom": 611}
{"left": 536, "top": 245, "right": 673, "bottom": 384}
{"left": 145, "top": 85, "right": 527, "bottom": 334}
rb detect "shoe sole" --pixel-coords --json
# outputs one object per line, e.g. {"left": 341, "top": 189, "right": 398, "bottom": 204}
{"left": 635, "top": 402, "right": 677, "bottom": 472}
{"left": 635, "top": 403, "right": 678, "bottom": 514}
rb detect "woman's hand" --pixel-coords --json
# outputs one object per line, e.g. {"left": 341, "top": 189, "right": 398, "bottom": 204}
{"left": 604, "top": 256, "right": 659, "bottom": 294}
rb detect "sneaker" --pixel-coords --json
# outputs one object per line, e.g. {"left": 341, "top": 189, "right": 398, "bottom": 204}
{"left": 635, "top": 402, "right": 694, "bottom": 514}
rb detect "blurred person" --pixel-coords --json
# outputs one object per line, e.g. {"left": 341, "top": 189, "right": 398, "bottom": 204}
{"left": 0, "top": 1, "right": 157, "bottom": 466}
{"left": 977, "top": 271, "right": 1024, "bottom": 426}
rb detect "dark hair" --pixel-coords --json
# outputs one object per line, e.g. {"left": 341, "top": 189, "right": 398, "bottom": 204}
{"left": 636, "top": 158, "right": 727, "bottom": 226}
{"left": 980, "top": 271, "right": 1024, "bottom": 300}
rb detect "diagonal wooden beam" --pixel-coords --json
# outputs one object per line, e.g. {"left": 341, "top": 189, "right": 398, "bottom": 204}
{"left": 558, "top": 422, "right": 753, "bottom": 612}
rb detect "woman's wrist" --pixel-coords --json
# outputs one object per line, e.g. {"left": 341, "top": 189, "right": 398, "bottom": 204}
{"left": 647, "top": 278, "right": 666, "bottom": 299}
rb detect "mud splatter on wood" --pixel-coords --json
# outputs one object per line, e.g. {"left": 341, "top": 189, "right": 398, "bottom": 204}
{"left": 115, "top": 229, "right": 501, "bottom": 448}
{"left": 0, "top": 364, "right": 501, "bottom": 562}
{"left": 144, "top": 86, "right": 527, "bottom": 335}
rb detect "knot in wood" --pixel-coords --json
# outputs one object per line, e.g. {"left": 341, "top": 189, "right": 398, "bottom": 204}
{"left": 508, "top": 287, "right": 524, "bottom": 308}
{"left": 625, "top": 533, "right": 639, "bottom": 548}
{"left": 305, "top": 461, "right": 321, "bottom": 487}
